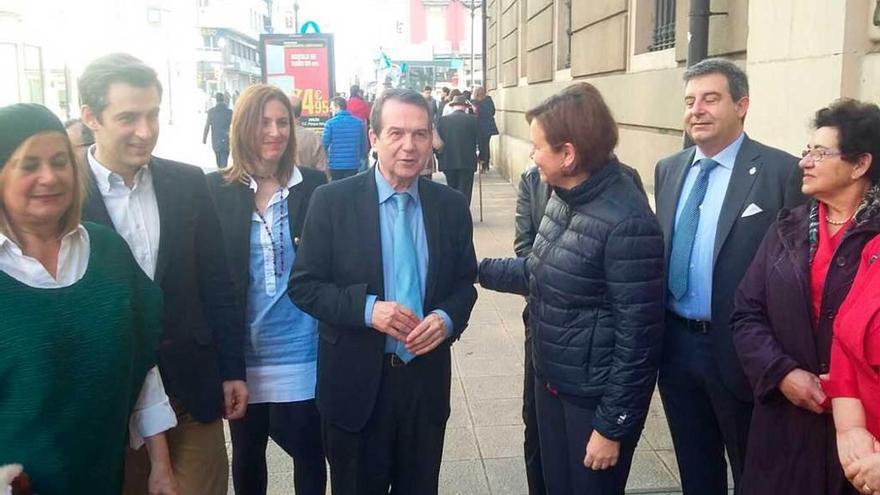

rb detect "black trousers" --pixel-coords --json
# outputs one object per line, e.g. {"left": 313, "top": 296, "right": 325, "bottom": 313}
{"left": 229, "top": 400, "right": 326, "bottom": 495}
{"left": 443, "top": 169, "right": 475, "bottom": 207}
{"left": 215, "top": 149, "right": 229, "bottom": 168}
{"left": 477, "top": 134, "right": 492, "bottom": 165}
{"left": 329, "top": 169, "right": 358, "bottom": 181}
{"left": 534, "top": 378, "right": 640, "bottom": 494}
{"left": 321, "top": 358, "right": 447, "bottom": 495}
{"left": 522, "top": 308, "right": 546, "bottom": 495}
{"left": 658, "top": 313, "right": 752, "bottom": 495}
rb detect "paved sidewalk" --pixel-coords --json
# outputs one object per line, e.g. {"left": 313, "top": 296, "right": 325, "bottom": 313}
{"left": 225, "top": 169, "right": 687, "bottom": 494}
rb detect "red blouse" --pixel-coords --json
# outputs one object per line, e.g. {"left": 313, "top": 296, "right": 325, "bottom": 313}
{"left": 810, "top": 202, "right": 851, "bottom": 323}
{"left": 825, "top": 235, "right": 880, "bottom": 437}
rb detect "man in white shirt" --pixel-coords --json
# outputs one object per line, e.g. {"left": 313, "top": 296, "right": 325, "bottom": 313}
{"left": 78, "top": 53, "right": 247, "bottom": 495}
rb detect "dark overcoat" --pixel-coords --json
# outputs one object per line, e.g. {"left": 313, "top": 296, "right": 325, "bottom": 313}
{"left": 731, "top": 200, "right": 880, "bottom": 495}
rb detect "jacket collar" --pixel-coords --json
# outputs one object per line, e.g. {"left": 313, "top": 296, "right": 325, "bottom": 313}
{"left": 553, "top": 158, "right": 621, "bottom": 207}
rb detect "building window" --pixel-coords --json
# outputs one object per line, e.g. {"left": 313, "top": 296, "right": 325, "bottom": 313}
{"left": 649, "top": 0, "right": 675, "bottom": 51}
{"left": 556, "top": 0, "right": 571, "bottom": 69}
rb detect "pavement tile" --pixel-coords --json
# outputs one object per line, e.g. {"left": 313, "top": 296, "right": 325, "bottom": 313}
{"left": 461, "top": 374, "right": 524, "bottom": 400}
{"left": 475, "top": 425, "right": 524, "bottom": 459}
{"left": 447, "top": 395, "right": 473, "bottom": 428}
{"left": 439, "top": 460, "right": 490, "bottom": 495}
{"left": 625, "top": 451, "right": 681, "bottom": 492}
{"left": 455, "top": 355, "right": 524, "bottom": 378}
{"left": 484, "top": 457, "right": 529, "bottom": 495}
{"left": 470, "top": 398, "right": 524, "bottom": 427}
{"left": 442, "top": 427, "right": 480, "bottom": 461}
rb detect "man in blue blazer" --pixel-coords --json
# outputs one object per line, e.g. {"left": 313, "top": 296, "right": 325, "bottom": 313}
{"left": 654, "top": 58, "right": 805, "bottom": 495}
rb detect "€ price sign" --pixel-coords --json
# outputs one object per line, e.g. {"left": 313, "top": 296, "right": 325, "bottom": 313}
{"left": 261, "top": 33, "right": 336, "bottom": 130}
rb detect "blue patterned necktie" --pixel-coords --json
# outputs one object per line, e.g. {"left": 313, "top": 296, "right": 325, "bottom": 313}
{"left": 393, "top": 193, "right": 422, "bottom": 362}
{"left": 668, "top": 158, "right": 720, "bottom": 300}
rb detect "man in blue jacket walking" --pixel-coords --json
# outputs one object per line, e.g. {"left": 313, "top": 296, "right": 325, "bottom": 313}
{"left": 323, "top": 97, "right": 365, "bottom": 181}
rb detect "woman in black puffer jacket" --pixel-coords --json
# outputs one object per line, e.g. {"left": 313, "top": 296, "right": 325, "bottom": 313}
{"left": 479, "top": 83, "right": 665, "bottom": 495}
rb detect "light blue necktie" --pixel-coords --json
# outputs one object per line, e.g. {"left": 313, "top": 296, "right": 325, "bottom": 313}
{"left": 393, "top": 193, "right": 423, "bottom": 362}
{"left": 668, "top": 158, "right": 719, "bottom": 300}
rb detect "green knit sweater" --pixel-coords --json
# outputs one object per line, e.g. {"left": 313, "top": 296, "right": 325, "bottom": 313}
{"left": 0, "top": 222, "right": 163, "bottom": 494}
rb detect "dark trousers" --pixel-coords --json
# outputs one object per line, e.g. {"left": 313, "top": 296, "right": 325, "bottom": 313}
{"left": 522, "top": 309, "right": 546, "bottom": 495}
{"left": 658, "top": 313, "right": 752, "bottom": 495}
{"left": 215, "top": 149, "right": 229, "bottom": 168}
{"left": 534, "top": 378, "right": 640, "bottom": 494}
{"left": 330, "top": 169, "right": 358, "bottom": 181}
{"left": 478, "top": 134, "right": 492, "bottom": 165}
{"left": 443, "top": 169, "right": 475, "bottom": 207}
{"left": 321, "top": 358, "right": 448, "bottom": 495}
{"left": 229, "top": 400, "right": 326, "bottom": 495}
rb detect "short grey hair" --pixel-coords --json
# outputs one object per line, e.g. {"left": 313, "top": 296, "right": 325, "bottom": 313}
{"left": 683, "top": 58, "right": 749, "bottom": 102}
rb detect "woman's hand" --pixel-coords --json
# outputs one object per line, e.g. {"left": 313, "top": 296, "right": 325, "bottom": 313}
{"left": 148, "top": 462, "right": 179, "bottom": 495}
{"left": 845, "top": 453, "right": 880, "bottom": 494}
{"left": 779, "top": 368, "right": 827, "bottom": 413}
{"left": 838, "top": 427, "right": 880, "bottom": 469}
{"left": 583, "top": 430, "right": 620, "bottom": 471}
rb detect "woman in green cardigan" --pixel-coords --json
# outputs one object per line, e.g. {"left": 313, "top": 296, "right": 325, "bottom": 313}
{"left": 0, "top": 104, "right": 178, "bottom": 494}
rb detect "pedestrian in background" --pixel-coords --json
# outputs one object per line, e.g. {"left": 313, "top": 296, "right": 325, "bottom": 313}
{"left": 438, "top": 86, "right": 451, "bottom": 117}
{"left": 289, "top": 95, "right": 328, "bottom": 174}
{"left": 437, "top": 95, "right": 479, "bottom": 206}
{"left": 203, "top": 92, "right": 233, "bottom": 168}
{"left": 423, "top": 85, "right": 439, "bottom": 125}
{"left": 654, "top": 58, "right": 804, "bottom": 495}
{"left": 471, "top": 86, "right": 498, "bottom": 173}
{"left": 207, "top": 84, "right": 328, "bottom": 495}
{"left": 79, "top": 53, "right": 247, "bottom": 495}
{"left": 0, "top": 103, "right": 177, "bottom": 494}
{"left": 322, "top": 96, "right": 365, "bottom": 181}
{"left": 64, "top": 118, "right": 94, "bottom": 169}
{"left": 479, "top": 82, "right": 665, "bottom": 494}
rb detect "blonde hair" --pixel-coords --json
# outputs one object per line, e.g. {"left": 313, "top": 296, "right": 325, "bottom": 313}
{"left": 223, "top": 84, "right": 298, "bottom": 184}
{"left": 0, "top": 131, "right": 86, "bottom": 243}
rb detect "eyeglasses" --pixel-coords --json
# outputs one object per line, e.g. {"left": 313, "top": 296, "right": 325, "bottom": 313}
{"left": 801, "top": 148, "right": 842, "bottom": 163}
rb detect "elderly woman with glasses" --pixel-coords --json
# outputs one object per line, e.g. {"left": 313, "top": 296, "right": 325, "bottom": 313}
{"left": 731, "top": 98, "right": 880, "bottom": 495}
{"left": 0, "top": 104, "right": 178, "bottom": 494}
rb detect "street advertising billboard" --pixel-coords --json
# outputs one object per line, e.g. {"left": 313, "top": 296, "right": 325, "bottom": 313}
{"left": 260, "top": 33, "right": 335, "bottom": 129}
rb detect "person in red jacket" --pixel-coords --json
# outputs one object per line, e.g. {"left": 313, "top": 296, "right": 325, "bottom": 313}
{"left": 820, "top": 100, "right": 880, "bottom": 495}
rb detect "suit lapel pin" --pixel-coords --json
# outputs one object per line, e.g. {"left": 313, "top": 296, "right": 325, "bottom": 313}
{"left": 748, "top": 166, "right": 757, "bottom": 175}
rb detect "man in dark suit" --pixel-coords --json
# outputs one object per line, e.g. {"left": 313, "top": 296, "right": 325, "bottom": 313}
{"left": 203, "top": 92, "right": 232, "bottom": 168}
{"left": 437, "top": 95, "right": 479, "bottom": 206}
{"left": 290, "top": 88, "right": 478, "bottom": 495}
{"left": 653, "top": 58, "right": 805, "bottom": 495}
{"left": 78, "top": 53, "right": 246, "bottom": 495}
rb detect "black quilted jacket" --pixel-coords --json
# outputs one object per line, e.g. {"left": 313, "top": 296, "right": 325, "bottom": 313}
{"left": 479, "top": 159, "right": 665, "bottom": 439}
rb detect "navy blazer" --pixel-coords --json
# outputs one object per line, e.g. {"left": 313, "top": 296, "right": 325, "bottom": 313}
{"left": 289, "top": 168, "right": 478, "bottom": 432}
{"left": 82, "top": 155, "right": 245, "bottom": 423}
{"left": 654, "top": 134, "right": 805, "bottom": 401}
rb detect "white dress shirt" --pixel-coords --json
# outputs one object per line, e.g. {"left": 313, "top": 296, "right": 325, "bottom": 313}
{"left": 88, "top": 148, "right": 161, "bottom": 278}
{"left": 0, "top": 226, "right": 177, "bottom": 449}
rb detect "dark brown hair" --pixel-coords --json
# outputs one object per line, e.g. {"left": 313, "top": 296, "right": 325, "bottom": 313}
{"left": 224, "top": 84, "right": 297, "bottom": 184}
{"left": 525, "top": 82, "right": 618, "bottom": 172}
{"left": 78, "top": 53, "right": 162, "bottom": 121}
{"left": 813, "top": 98, "right": 880, "bottom": 183}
